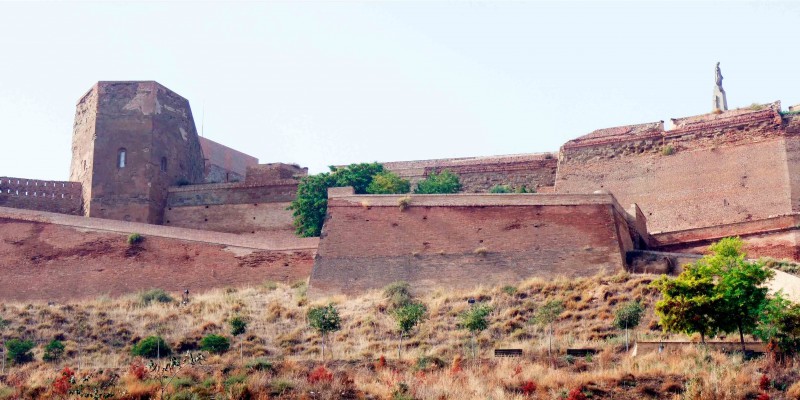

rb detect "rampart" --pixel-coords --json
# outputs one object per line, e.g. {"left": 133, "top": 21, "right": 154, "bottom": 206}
{"left": 199, "top": 136, "right": 259, "bottom": 183}
{"left": 383, "top": 153, "right": 557, "bottom": 192}
{"left": 556, "top": 102, "right": 796, "bottom": 233}
{"left": 0, "top": 177, "right": 82, "bottom": 215}
{"left": 308, "top": 188, "right": 644, "bottom": 298}
{"left": 0, "top": 206, "right": 317, "bottom": 301}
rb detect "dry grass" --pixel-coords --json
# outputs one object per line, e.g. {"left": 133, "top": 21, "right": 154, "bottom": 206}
{"left": 0, "top": 273, "right": 797, "bottom": 399}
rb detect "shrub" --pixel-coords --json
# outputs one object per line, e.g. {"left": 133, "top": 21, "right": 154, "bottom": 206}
{"left": 502, "top": 285, "right": 518, "bottom": 295}
{"left": 269, "top": 379, "right": 294, "bottom": 396}
{"left": 661, "top": 145, "right": 675, "bottom": 156}
{"left": 567, "top": 388, "right": 588, "bottom": 400}
{"left": 229, "top": 316, "right": 247, "bottom": 336}
{"left": 139, "top": 288, "right": 173, "bottom": 306}
{"left": 383, "top": 281, "right": 413, "bottom": 310}
{"left": 308, "top": 365, "right": 334, "bottom": 384}
{"left": 5, "top": 338, "right": 34, "bottom": 365}
{"left": 246, "top": 358, "right": 273, "bottom": 372}
{"left": 199, "top": 334, "right": 230, "bottom": 354}
{"left": 131, "top": 336, "right": 171, "bottom": 358}
{"left": 367, "top": 171, "right": 411, "bottom": 194}
{"left": 414, "top": 169, "right": 461, "bottom": 194}
{"left": 397, "top": 196, "right": 412, "bottom": 211}
{"left": 52, "top": 367, "right": 75, "bottom": 395}
{"left": 128, "top": 358, "right": 148, "bottom": 380}
{"left": 127, "top": 233, "right": 143, "bottom": 246}
{"left": 490, "top": 184, "right": 512, "bottom": 193}
{"left": 42, "top": 339, "right": 65, "bottom": 362}
{"left": 515, "top": 185, "right": 534, "bottom": 194}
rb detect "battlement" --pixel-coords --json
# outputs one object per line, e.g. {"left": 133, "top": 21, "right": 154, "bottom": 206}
{"left": 0, "top": 177, "right": 82, "bottom": 215}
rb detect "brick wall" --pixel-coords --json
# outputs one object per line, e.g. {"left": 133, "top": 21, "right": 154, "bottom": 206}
{"left": 0, "top": 177, "right": 82, "bottom": 215}
{"left": 308, "top": 191, "right": 641, "bottom": 298}
{"left": 556, "top": 103, "right": 792, "bottom": 233}
{"left": 164, "top": 202, "right": 296, "bottom": 237}
{"left": 383, "top": 153, "right": 557, "bottom": 193}
{"left": 199, "top": 136, "right": 259, "bottom": 183}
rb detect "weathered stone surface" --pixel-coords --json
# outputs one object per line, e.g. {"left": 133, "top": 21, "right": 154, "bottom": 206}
{"left": 0, "top": 177, "right": 82, "bottom": 215}
{"left": 199, "top": 136, "right": 258, "bottom": 183}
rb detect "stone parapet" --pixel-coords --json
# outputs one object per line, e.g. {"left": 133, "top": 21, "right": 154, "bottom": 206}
{"left": 0, "top": 177, "right": 82, "bottom": 215}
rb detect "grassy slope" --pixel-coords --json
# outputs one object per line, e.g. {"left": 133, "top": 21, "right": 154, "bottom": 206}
{"left": 0, "top": 273, "right": 798, "bottom": 399}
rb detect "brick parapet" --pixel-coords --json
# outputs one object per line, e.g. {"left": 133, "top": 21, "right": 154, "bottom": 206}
{"left": 651, "top": 213, "right": 800, "bottom": 248}
{"left": 0, "top": 177, "right": 82, "bottom": 215}
{"left": 166, "top": 181, "right": 299, "bottom": 207}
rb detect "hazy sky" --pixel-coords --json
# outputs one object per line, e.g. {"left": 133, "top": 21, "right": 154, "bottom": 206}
{"left": 1, "top": 1, "right": 799, "bottom": 180}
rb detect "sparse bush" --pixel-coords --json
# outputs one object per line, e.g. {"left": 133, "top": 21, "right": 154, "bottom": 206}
{"left": 269, "top": 379, "right": 294, "bottom": 396}
{"left": 128, "top": 358, "right": 148, "bottom": 380}
{"left": 502, "top": 285, "right": 518, "bottom": 295}
{"left": 199, "top": 334, "right": 230, "bottom": 354}
{"left": 490, "top": 184, "right": 511, "bottom": 193}
{"left": 229, "top": 316, "right": 247, "bottom": 336}
{"left": 307, "top": 365, "right": 333, "bottom": 384}
{"left": 42, "top": 339, "right": 65, "bottom": 362}
{"left": 661, "top": 145, "right": 675, "bottom": 156}
{"left": 397, "top": 196, "right": 412, "bottom": 211}
{"left": 5, "top": 338, "right": 34, "bottom": 365}
{"left": 139, "top": 288, "right": 173, "bottom": 306}
{"left": 127, "top": 233, "right": 143, "bottom": 246}
{"left": 414, "top": 169, "right": 461, "bottom": 194}
{"left": 131, "top": 336, "right": 171, "bottom": 358}
{"left": 246, "top": 358, "right": 273, "bottom": 372}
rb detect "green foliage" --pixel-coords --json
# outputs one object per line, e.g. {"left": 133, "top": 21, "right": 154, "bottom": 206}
{"left": 127, "top": 233, "right": 143, "bottom": 246}
{"left": 459, "top": 304, "right": 492, "bottom": 333}
{"left": 532, "top": 300, "right": 564, "bottom": 327}
{"left": 651, "top": 263, "right": 720, "bottom": 342}
{"left": 139, "top": 288, "right": 174, "bottom": 306}
{"left": 502, "top": 285, "right": 518, "bottom": 295}
{"left": 755, "top": 292, "right": 800, "bottom": 354}
{"left": 515, "top": 185, "right": 534, "bottom": 194}
{"left": 414, "top": 169, "right": 461, "bottom": 194}
{"left": 289, "top": 163, "right": 384, "bottom": 237}
{"left": 245, "top": 358, "right": 274, "bottom": 372}
{"left": 5, "top": 338, "right": 34, "bottom": 365}
{"left": 489, "top": 184, "right": 512, "bottom": 193}
{"left": 199, "top": 334, "right": 230, "bottom": 354}
{"left": 131, "top": 336, "right": 171, "bottom": 358}
{"left": 661, "top": 144, "right": 675, "bottom": 156}
{"left": 613, "top": 301, "right": 644, "bottom": 331}
{"left": 307, "top": 303, "right": 342, "bottom": 335}
{"left": 383, "top": 281, "right": 413, "bottom": 310}
{"left": 394, "top": 302, "right": 427, "bottom": 335}
{"left": 42, "top": 339, "right": 65, "bottom": 362}
{"left": 229, "top": 316, "right": 247, "bottom": 336}
{"left": 366, "top": 171, "right": 411, "bottom": 194}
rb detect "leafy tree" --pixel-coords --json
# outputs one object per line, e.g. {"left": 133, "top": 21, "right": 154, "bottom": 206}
{"left": 651, "top": 262, "right": 720, "bottom": 343}
{"left": 131, "top": 336, "right": 172, "bottom": 358}
{"left": 459, "top": 304, "right": 492, "bottom": 358}
{"left": 229, "top": 316, "right": 247, "bottom": 336}
{"left": 5, "top": 338, "right": 34, "bottom": 365}
{"left": 307, "top": 303, "right": 342, "bottom": 359}
{"left": 289, "top": 163, "right": 385, "bottom": 237}
{"left": 489, "top": 184, "right": 512, "bottom": 193}
{"left": 414, "top": 169, "right": 461, "bottom": 194}
{"left": 755, "top": 292, "right": 800, "bottom": 354}
{"left": 366, "top": 171, "right": 410, "bottom": 194}
{"left": 613, "top": 301, "right": 644, "bottom": 352}
{"left": 393, "top": 302, "right": 427, "bottom": 359}
{"left": 531, "top": 300, "right": 564, "bottom": 357}
{"left": 43, "top": 339, "right": 65, "bottom": 362}
{"left": 199, "top": 334, "right": 230, "bottom": 354}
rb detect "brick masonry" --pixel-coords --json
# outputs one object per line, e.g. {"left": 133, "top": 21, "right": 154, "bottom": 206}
{"left": 0, "top": 177, "right": 82, "bottom": 215}
{"left": 199, "top": 136, "right": 259, "bottom": 183}
{"left": 308, "top": 190, "right": 642, "bottom": 298}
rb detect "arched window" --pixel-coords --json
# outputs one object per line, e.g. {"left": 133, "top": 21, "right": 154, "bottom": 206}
{"left": 118, "top": 148, "right": 127, "bottom": 168}
{"left": 160, "top": 157, "right": 168, "bottom": 172}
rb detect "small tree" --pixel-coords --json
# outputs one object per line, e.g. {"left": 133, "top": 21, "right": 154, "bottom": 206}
{"left": 393, "top": 302, "right": 427, "bottom": 359}
{"left": 414, "top": 169, "right": 461, "bottom": 194}
{"left": 199, "top": 334, "right": 230, "bottom": 354}
{"left": 459, "top": 304, "right": 492, "bottom": 358}
{"left": 755, "top": 292, "right": 800, "bottom": 355}
{"left": 43, "top": 339, "right": 66, "bottom": 362}
{"left": 131, "top": 336, "right": 172, "bottom": 358}
{"left": 651, "top": 262, "right": 720, "bottom": 344}
{"left": 531, "top": 300, "right": 564, "bottom": 357}
{"left": 367, "top": 171, "right": 411, "bottom": 194}
{"left": 307, "top": 303, "right": 342, "bottom": 360}
{"left": 229, "top": 316, "right": 247, "bottom": 363}
{"left": 613, "top": 301, "right": 644, "bottom": 352}
{"left": 5, "top": 339, "right": 34, "bottom": 365}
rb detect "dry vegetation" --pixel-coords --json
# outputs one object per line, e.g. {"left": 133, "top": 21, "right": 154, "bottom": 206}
{"left": 0, "top": 273, "right": 797, "bottom": 399}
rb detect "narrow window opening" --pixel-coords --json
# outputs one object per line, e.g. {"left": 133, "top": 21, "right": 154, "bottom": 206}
{"left": 118, "top": 148, "right": 127, "bottom": 168}
{"left": 160, "top": 157, "right": 167, "bottom": 172}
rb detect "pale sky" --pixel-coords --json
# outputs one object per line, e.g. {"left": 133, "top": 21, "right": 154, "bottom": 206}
{"left": 1, "top": 1, "right": 799, "bottom": 180}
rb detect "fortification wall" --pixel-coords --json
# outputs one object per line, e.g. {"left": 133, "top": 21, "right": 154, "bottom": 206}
{"left": 383, "top": 153, "right": 557, "bottom": 192}
{"left": 0, "top": 206, "right": 316, "bottom": 301}
{"left": 199, "top": 136, "right": 258, "bottom": 183}
{"left": 309, "top": 190, "right": 640, "bottom": 298}
{"left": 164, "top": 202, "right": 295, "bottom": 236}
{"left": 0, "top": 177, "right": 82, "bottom": 215}
{"left": 556, "top": 103, "right": 792, "bottom": 233}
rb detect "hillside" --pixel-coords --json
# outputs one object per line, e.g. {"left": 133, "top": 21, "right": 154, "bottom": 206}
{"left": 1, "top": 273, "right": 797, "bottom": 399}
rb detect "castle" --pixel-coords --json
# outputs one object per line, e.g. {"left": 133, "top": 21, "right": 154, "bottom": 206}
{"left": 3, "top": 80, "right": 800, "bottom": 300}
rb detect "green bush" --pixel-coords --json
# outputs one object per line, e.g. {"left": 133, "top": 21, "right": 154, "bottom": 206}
{"left": 489, "top": 185, "right": 511, "bottom": 193}
{"left": 5, "top": 338, "right": 34, "bottom": 365}
{"left": 131, "top": 336, "right": 171, "bottom": 358}
{"left": 229, "top": 316, "right": 247, "bottom": 336}
{"left": 139, "top": 288, "right": 173, "bottom": 306}
{"left": 199, "top": 334, "right": 230, "bottom": 354}
{"left": 414, "top": 169, "right": 461, "bottom": 194}
{"left": 383, "top": 281, "right": 413, "bottom": 310}
{"left": 246, "top": 358, "right": 273, "bottom": 372}
{"left": 661, "top": 145, "right": 675, "bottom": 156}
{"left": 366, "top": 171, "right": 411, "bottom": 194}
{"left": 43, "top": 339, "right": 65, "bottom": 362}
{"left": 127, "top": 233, "right": 143, "bottom": 246}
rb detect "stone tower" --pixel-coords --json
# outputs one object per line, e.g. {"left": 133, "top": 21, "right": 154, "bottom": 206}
{"left": 69, "top": 81, "right": 205, "bottom": 224}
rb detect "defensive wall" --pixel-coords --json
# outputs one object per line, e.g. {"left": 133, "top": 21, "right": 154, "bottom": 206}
{"left": 556, "top": 102, "right": 800, "bottom": 234}
{"left": 0, "top": 177, "right": 82, "bottom": 215}
{"left": 383, "top": 153, "right": 557, "bottom": 193}
{"left": 199, "top": 136, "right": 259, "bottom": 183}
{"left": 164, "top": 163, "right": 306, "bottom": 238}
{"left": 0, "top": 206, "right": 317, "bottom": 301}
{"left": 308, "top": 187, "right": 646, "bottom": 298}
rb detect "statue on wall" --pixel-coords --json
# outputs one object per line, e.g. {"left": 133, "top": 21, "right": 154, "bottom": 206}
{"left": 713, "top": 62, "right": 728, "bottom": 111}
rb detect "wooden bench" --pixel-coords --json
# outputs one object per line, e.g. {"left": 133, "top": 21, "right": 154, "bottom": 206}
{"left": 566, "top": 348, "right": 598, "bottom": 357}
{"left": 494, "top": 348, "right": 523, "bottom": 357}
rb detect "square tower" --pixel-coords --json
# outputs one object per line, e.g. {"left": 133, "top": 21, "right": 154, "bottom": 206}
{"left": 69, "top": 81, "right": 205, "bottom": 224}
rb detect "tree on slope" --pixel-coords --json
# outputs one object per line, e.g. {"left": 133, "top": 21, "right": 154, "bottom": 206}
{"left": 651, "top": 262, "right": 720, "bottom": 344}
{"left": 614, "top": 300, "right": 644, "bottom": 352}
{"left": 307, "top": 303, "right": 342, "bottom": 360}
{"left": 393, "top": 302, "right": 427, "bottom": 359}
{"left": 531, "top": 299, "right": 564, "bottom": 357}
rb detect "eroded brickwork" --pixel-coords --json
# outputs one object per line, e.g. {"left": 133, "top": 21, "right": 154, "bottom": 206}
{"left": 309, "top": 191, "right": 641, "bottom": 297}
{"left": 199, "top": 136, "right": 259, "bottom": 183}
{"left": 0, "top": 178, "right": 82, "bottom": 215}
